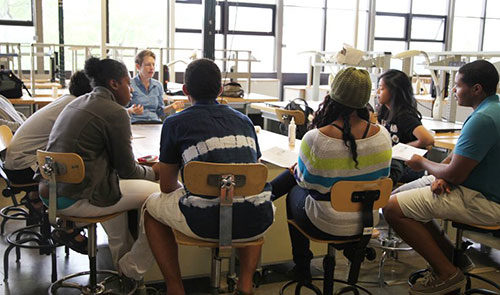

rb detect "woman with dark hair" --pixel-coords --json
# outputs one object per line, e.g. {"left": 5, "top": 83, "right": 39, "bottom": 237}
{"left": 39, "top": 57, "right": 160, "bottom": 282}
{"left": 376, "top": 69, "right": 434, "bottom": 183}
{"left": 271, "top": 67, "right": 392, "bottom": 280}
{"left": 127, "top": 49, "right": 183, "bottom": 123}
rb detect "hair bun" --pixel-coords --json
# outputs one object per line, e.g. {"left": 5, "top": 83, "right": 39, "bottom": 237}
{"left": 84, "top": 57, "right": 101, "bottom": 79}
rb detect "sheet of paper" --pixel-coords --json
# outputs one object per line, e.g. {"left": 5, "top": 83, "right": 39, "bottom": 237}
{"left": 131, "top": 133, "right": 146, "bottom": 139}
{"left": 261, "top": 146, "right": 298, "bottom": 168}
{"left": 392, "top": 143, "right": 427, "bottom": 161}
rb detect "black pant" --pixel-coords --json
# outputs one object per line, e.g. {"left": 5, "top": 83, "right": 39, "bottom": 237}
{"left": 271, "top": 171, "right": 331, "bottom": 276}
{"left": 389, "top": 158, "right": 425, "bottom": 185}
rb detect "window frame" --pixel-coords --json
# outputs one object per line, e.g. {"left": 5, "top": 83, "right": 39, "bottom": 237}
{"left": 175, "top": 1, "right": 276, "bottom": 37}
{"left": 374, "top": 12, "right": 447, "bottom": 45}
{"left": 0, "top": 0, "right": 34, "bottom": 26}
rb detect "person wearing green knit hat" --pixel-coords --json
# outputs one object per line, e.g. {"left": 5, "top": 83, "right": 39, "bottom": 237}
{"left": 329, "top": 67, "right": 372, "bottom": 109}
{"left": 269, "top": 66, "right": 392, "bottom": 281}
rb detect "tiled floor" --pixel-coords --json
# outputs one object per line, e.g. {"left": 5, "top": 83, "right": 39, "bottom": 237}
{"left": 1, "top": 186, "right": 499, "bottom": 295}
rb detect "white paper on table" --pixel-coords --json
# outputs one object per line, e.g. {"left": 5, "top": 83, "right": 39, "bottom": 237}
{"left": 131, "top": 133, "right": 146, "bottom": 139}
{"left": 261, "top": 146, "right": 298, "bottom": 168}
{"left": 392, "top": 143, "right": 427, "bottom": 161}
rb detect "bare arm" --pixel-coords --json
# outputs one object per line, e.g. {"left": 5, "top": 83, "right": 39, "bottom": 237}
{"left": 163, "top": 101, "right": 184, "bottom": 114}
{"left": 406, "top": 153, "right": 478, "bottom": 185}
{"left": 159, "top": 162, "right": 183, "bottom": 193}
{"left": 407, "top": 125, "right": 434, "bottom": 148}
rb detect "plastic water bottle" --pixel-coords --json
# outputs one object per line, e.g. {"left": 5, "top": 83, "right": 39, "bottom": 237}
{"left": 288, "top": 117, "right": 296, "bottom": 147}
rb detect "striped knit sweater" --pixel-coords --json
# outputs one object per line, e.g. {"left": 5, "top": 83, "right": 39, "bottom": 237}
{"left": 294, "top": 126, "right": 392, "bottom": 236}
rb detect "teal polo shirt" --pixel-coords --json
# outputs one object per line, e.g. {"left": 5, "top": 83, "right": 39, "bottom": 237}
{"left": 454, "top": 94, "right": 500, "bottom": 204}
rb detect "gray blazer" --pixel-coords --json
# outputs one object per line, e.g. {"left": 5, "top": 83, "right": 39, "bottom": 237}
{"left": 44, "top": 86, "right": 155, "bottom": 207}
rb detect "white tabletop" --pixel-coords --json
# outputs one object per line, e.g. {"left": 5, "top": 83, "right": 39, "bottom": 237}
{"left": 131, "top": 124, "right": 300, "bottom": 168}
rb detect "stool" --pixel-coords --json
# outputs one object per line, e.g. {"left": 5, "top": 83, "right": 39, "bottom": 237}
{"left": 375, "top": 225, "right": 412, "bottom": 286}
{"left": 0, "top": 124, "right": 39, "bottom": 234}
{"left": 173, "top": 230, "right": 264, "bottom": 293}
{"left": 0, "top": 180, "right": 38, "bottom": 234}
{"left": 280, "top": 178, "right": 392, "bottom": 295}
{"left": 3, "top": 210, "right": 67, "bottom": 283}
{"left": 175, "top": 161, "right": 269, "bottom": 294}
{"left": 408, "top": 222, "right": 500, "bottom": 295}
{"left": 49, "top": 213, "right": 137, "bottom": 294}
{"left": 452, "top": 222, "right": 500, "bottom": 295}
{"left": 37, "top": 150, "right": 138, "bottom": 294}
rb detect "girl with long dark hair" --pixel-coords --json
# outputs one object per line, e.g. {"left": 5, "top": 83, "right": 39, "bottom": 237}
{"left": 377, "top": 69, "right": 434, "bottom": 184}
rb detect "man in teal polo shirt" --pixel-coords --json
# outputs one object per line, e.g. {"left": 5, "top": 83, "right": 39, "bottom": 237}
{"left": 383, "top": 59, "right": 500, "bottom": 295}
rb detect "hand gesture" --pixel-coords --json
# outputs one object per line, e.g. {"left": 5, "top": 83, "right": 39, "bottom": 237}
{"left": 128, "top": 104, "right": 144, "bottom": 115}
{"left": 405, "top": 154, "right": 425, "bottom": 171}
{"left": 171, "top": 101, "right": 184, "bottom": 111}
{"left": 431, "top": 178, "right": 452, "bottom": 195}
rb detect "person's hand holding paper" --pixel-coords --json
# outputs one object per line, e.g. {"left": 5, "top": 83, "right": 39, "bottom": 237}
{"left": 392, "top": 143, "right": 428, "bottom": 161}
{"left": 405, "top": 154, "right": 425, "bottom": 171}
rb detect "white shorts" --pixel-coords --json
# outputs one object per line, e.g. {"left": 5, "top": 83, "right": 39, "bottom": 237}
{"left": 395, "top": 185, "right": 500, "bottom": 225}
{"left": 144, "top": 187, "right": 268, "bottom": 242}
{"left": 144, "top": 187, "right": 202, "bottom": 240}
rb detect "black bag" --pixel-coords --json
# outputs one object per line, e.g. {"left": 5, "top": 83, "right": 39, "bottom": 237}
{"left": 221, "top": 82, "right": 244, "bottom": 98}
{"left": 0, "top": 70, "right": 31, "bottom": 98}
{"left": 279, "top": 98, "right": 314, "bottom": 139}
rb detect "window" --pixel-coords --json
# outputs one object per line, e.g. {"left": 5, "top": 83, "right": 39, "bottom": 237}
{"left": 411, "top": 17, "right": 445, "bottom": 41}
{"left": 374, "top": 0, "right": 446, "bottom": 53}
{"left": 43, "top": 0, "right": 100, "bottom": 45}
{"left": 282, "top": 2, "right": 323, "bottom": 73}
{"left": 325, "top": 0, "right": 369, "bottom": 52}
{"left": 109, "top": 0, "right": 167, "bottom": 48}
{"left": 0, "top": 24, "right": 34, "bottom": 43}
{"left": 375, "top": 15, "right": 407, "bottom": 39}
{"left": 376, "top": 0, "right": 410, "bottom": 13}
{"left": 483, "top": 19, "right": 500, "bottom": 51}
{"left": 0, "top": 0, "right": 33, "bottom": 25}
{"left": 175, "top": 1, "right": 276, "bottom": 72}
{"left": 228, "top": 5, "right": 274, "bottom": 35}
{"left": 412, "top": 0, "right": 447, "bottom": 15}
{"left": 482, "top": 0, "right": 500, "bottom": 51}
{"left": 451, "top": 0, "right": 484, "bottom": 51}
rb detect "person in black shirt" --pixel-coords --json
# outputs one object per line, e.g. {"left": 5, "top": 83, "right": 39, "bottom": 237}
{"left": 377, "top": 69, "right": 434, "bottom": 184}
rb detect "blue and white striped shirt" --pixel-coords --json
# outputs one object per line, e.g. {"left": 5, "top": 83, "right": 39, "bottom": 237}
{"left": 159, "top": 101, "right": 274, "bottom": 239}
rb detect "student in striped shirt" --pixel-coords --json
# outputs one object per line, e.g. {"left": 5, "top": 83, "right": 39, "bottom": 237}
{"left": 271, "top": 67, "right": 392, "bottom": 280}
{"left": 144, "top": 59, "right": 274, "bottom": 295}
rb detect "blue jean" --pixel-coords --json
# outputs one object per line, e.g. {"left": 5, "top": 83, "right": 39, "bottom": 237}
{"left": 271, "top": 170, "right": 335, "bottom": 276}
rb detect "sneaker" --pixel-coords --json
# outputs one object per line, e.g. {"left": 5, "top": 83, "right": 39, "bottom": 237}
{"left": 454, "top": 253, "right": 475, "bottom": 273}
{"left": 410, "top": 269, "right": 466, "bottom": 295}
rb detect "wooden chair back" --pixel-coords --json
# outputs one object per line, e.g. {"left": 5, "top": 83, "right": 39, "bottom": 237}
{"left": 36, "top": 150, "right": 85, "bottom": 225}
{"left": 183, "top": 161, "right": 267, "bottom": 197}
{"left": 0, "top": 125, "right": 13, "bottom": 152}
{"left": 330, "top": 178, "right": 392, "bottom": 212}
{"left": 36, "top": 150, "right": 85, "bottom": 184}
{"left": 275, "top": 109, "right": 306, "bottom": 125}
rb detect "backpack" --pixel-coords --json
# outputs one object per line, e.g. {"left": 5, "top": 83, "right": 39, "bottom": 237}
{"left": 279, "top": 98, "right": 314, "bottom": 139}
{"left": 221, "top": 82, "right": 244, "bottom": 98}
{"left": 0, "top": 70, "right": 31, "bottom": 98}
